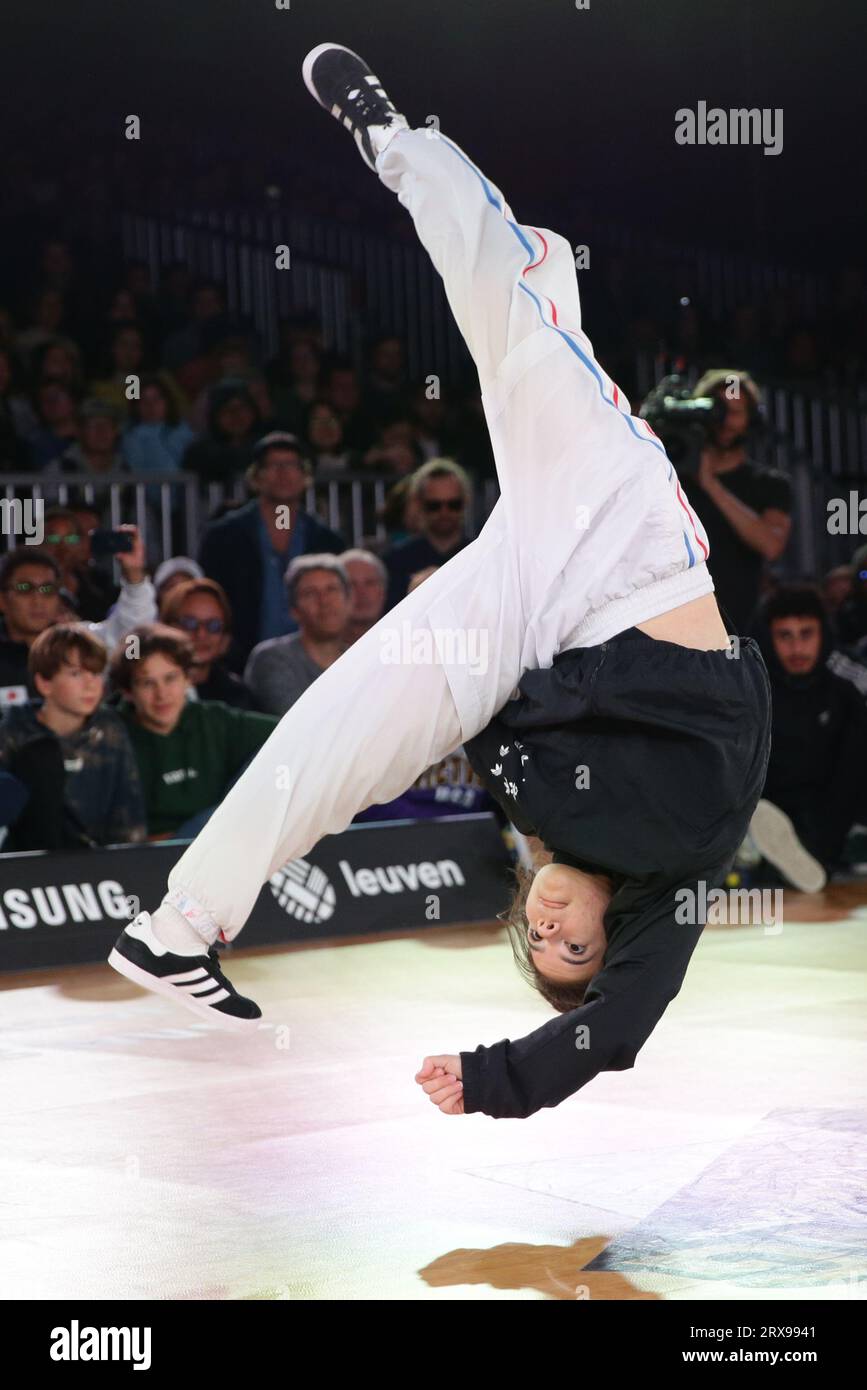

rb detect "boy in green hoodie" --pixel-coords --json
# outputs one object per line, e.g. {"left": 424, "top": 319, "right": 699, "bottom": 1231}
{"left": 112, "top": 624, "right": 279, "bottom": 839}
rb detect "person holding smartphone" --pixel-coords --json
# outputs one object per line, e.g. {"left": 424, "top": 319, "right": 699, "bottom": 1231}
{"left": 0, "top": 525, "right": 156, "bottom": 707}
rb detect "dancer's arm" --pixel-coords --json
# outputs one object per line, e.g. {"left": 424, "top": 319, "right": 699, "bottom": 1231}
{"left": 458, "top": 895, "right": 705, "bottom": 1119}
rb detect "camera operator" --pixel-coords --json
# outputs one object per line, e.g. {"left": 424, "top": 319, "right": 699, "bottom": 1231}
{"left": 687, "top": 369, "right": 792, "bottom": 630}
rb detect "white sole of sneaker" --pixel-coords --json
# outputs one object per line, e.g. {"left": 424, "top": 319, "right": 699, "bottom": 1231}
{"left": 748, "top": 799, "right": 827, "bottom": 894}
{"left": 108, "top": 948, "right": 262, "bottom": 1032}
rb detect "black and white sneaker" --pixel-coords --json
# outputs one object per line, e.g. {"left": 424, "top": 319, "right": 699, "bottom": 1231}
{"left": 108, "top": 911, "right": 262, "bottom": 1031}
{"left": 748, "top": 799, "right": 828, "bottom": 894}
{"left": 302, "top": 42, "right": 409, "bottom": 171}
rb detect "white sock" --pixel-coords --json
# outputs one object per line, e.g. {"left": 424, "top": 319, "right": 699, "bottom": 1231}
{"left": 150, "top": 891, "right": 220, "bottom": 955}
{"left": 371, "top": 115, "right": 409, "bottom": 160}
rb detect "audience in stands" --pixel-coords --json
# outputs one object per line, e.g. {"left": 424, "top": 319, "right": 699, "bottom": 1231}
{"left": 16, "top": 287, "right": 69, "bottom": 367}
{"left": 379, "top": 474, "right": 422, "bottom": 544}
{"left": 152, "top": 556, "right": 203, "bottom": 606}
{"left": 752, "top": 584, "right": 867, "bottom": 884}
{"left": 33, "top": 337, "right": 85, "bottom": 395}
{"left": 111, "top": 623, "right": 278, "bottom": 839}
{"left": 834, "top": 542, "right": 867, "bottom": 644}
{"left": 187, "top": 336, "right": 262, "bottom": 432}
{"left": 90, "top": 322, "right": 181, "bottom": 416}
{"left": 0, "top": 527, "right": 156, "bottom": 707}
{"left": 822, "top": 564, "right": 854, "bottom": 628}
{"left": 41, "top": 506, "right": 119, "bottom": 622}
{"left": 322, "top": 358, "right": 379, "bottom": 451}
{"left": 198, "top": 431, "right": 344, "bottom": 672}
{"left": 160, "top": 577, "right": 256, "bottom": 710}
{"left": 244, "top": 554, "right": 351, "bottom": 716}
{"left": 51, "top": 396, "right": 125, "bottom": 476}
{"left": 382, "top": 457, "right": 471, "bottom": 608}
{"left": 0, "top": 624, "right": 146, "bottom": 851}
{"left": 0, "top": 348, "right": 31, "bottom": 463}
{"left": 341, "top": 548, "right": 387, "bottom": 644}
{"left": 122, "top": 375, "right": 196, "bottom": 501}
{"left": 408, "top": 381, "right": 461, "bottom": 462}
{"left": 267, "top": 337, "right": 322, "bottom": 436}
{"left": 363, "top": 416, "right": 423, "bottom": 477}
{"left": 183, "top": 379, "right": 263, "bottom": 486}
{"left": 303, "top": 399, "right": 361, "bottom": 477}
{"left": 1, "top": 211, "right": 866, "bottom": 880}
{"left": 28, "top": 378, "right": 80, "bottom": 468}
{"left": 161, "top": 280, "right": 234, "bottom": 387}
{"left": 365, "top": 334, "right": 409, "bottom": 429}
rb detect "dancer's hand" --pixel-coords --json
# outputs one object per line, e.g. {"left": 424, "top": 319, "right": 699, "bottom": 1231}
{"left": 415, "top": 1055, "right": 464, "bottom": 1115}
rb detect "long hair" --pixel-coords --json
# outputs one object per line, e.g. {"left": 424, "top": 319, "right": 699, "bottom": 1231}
{"left": 498, "top": 863, "right": 593, "bottom": 1015}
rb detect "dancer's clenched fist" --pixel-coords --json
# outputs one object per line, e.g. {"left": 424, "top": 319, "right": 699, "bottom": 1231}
{"left": 415, "top": 1055, "right": 464, "bottom": 1115}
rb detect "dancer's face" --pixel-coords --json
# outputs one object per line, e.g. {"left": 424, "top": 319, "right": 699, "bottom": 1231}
{"left": 524, "top": 862, "right": 609, "bottom": 984}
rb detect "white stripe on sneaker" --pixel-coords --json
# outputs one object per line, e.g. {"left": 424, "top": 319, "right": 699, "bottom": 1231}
{"left": 163, "top": 967, "right": 210, "bottom": 983}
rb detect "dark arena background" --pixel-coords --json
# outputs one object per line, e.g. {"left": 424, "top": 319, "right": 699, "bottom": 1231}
{"left": 0, "top": 0, "right": 865, "bottom": 1348}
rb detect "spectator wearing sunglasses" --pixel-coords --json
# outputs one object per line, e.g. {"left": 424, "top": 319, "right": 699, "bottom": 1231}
{"left": 382, "top": 458, "right": 471, "bottom": 610}
{"left": 0, "top": 528, "right": 156, "bottom": 708}
{"left": 160, "top": 578, "right": 256, "bottom": 710}
{"left": 39, "top": 506, "right": 119, "bottom": 623}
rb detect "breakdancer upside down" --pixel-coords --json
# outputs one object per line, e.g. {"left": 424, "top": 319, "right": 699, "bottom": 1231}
{"left": 109, "top": 44, "right": 771, "bottom": 1119}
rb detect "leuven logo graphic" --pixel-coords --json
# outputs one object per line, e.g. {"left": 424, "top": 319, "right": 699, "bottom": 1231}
{"left": 270, "top": 857, "right": 336, "bottom": 924}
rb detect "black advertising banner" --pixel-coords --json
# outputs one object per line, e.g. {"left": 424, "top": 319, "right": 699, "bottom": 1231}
{"left": 0, "top": 813, "right": 513, "bottom": 972}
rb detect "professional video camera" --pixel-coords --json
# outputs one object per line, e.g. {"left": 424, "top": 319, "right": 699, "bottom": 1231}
{"left": 638, "top": 374, "right": 728, "bottom": 476}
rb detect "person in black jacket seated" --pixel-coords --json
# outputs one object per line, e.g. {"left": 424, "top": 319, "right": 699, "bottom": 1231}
{"left": 747, "top": 583, "right": 867, "bottom": 891}
{"left": 197, "top": 431, "right": 344, "bottom": 674}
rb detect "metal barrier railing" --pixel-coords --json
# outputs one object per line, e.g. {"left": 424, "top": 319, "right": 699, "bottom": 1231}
{"left": 2, "top": 471, "right": 201, "bottom": 563}
{"left": 121, "top": 206, "right": 471, "bottom": 381}
{"left": 122, "top": 211, "right": 356, "bottom": 361}
{"left": 124, "top": 199, "right": 839, "bottom": 385}
{"left": 2, "top": 469, "right": 494, "bottom": 568}
{"left": 595, "top": 218, "right": 830, "bottom": 324}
